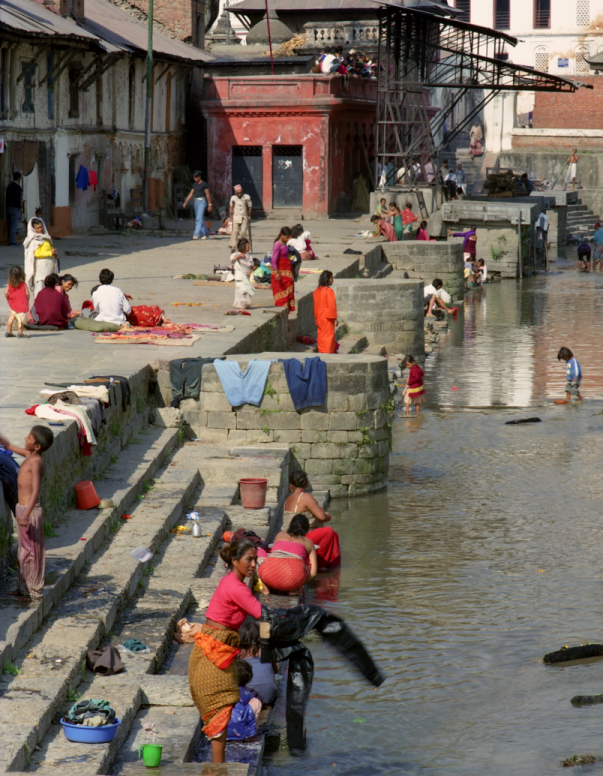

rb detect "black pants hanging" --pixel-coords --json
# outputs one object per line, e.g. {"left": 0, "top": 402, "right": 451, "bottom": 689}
{"left": 169, "top": 357, "right": 223, "bottom": 403}
{"left": 260, "top": 604, "right": 385, "bottom": 755}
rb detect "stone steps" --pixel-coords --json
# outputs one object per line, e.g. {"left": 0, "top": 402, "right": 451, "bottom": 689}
{"left": 337, "top": 333, "right": 369, "bottom": 355}
{"left": 0, "top": 441, "right": 201, "bottom": 774}
{"left": 0, "top": 427, "right": 180, "bottom": 673}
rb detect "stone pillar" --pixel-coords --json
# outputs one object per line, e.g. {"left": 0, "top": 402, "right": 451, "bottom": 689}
{"left": 334, "top": 278, "right": 425, "bottom": 355}
{"left": 380, "top": 242, "right": 464, "bottom": 299}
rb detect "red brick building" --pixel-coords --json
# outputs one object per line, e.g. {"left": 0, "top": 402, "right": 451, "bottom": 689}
{"left": 202, "top": 74, "right": 377, "bottom": 217}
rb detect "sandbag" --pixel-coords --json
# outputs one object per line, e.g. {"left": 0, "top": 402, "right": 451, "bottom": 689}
{"left": 86, "top": 645, "right": 124, "bottom": 675}
{"left": 73, "top": 317, "right": 122, "bottom": 332}
{"left": 260, "top": 603, "right": 384, "bottom": 755}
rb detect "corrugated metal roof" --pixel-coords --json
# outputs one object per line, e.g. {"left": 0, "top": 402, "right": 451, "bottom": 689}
{"left": 228, "top": 0, "right": 449, "bottom": 11}
{"left": 0, "top": 0, "right": 215, "bottom": 62}
{"left": 81, "top": 0, "right": 214, "bottom": 62}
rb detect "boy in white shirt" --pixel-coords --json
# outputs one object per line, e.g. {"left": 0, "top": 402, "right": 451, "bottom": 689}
{"left": 92, "top": 269, "right": 131, "bottom": 325}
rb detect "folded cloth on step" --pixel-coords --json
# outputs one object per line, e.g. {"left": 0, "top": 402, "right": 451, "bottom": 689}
{"left": 88, "top": 375, "right": 131, "bottom": 410}
{"left": 213, "top": 359, "right": 272, "bottom": 407}
{"left": 280, "top": 357, "right": 327, "bottom": 410}
{"left": 123, "top": 639, "right": 148, "bottom": 653}
{"left": 86, "top": 646, "right": 124, "bottom": 676}
{"left": 54, "top": 400, "right": 96, "bottom": 444}
{"left": 79, "top": 397, "right": 105, "bottom": 434}
{"left": 66, "top": 384, "right": 110, "bottom": 403}
{"left": 66, "top": 699, "right": 116, "bottom": 726}
{"left": 260, "top": 603, "right": 384, "bottom": 755}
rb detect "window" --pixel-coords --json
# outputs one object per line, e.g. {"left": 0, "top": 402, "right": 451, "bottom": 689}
{"left": 494, "top": 0, "right": 510, "bottom": 29}
{"left": 47, "top": 52, "right": 54, "bottom": 120}
{"left": 96, "top": 73, "right": 102, "bottom": 125}
{"left": 128, "top": 64, "right": 136, "bottom": 128}
{"left": 534, "top": 47, "right": 549, "bottom": 72}
{"left": 455, "top": 0, "right": 470, "bottom": 22}
{"left": 22, "top": 62, "right": 35, "bottom": 113}
{"left": 534, "top": 0, "right": 550, "bottom": 28}
{"left": 576, "top": 45, "right": 590, "bottom": 72}
{"left": 0, "top": 50, "right": 6, "bottom": 119}
{"left": 577, "top": 0, "right": 590, "bottom": 26}
{"left": 68, "top": 67, "right": 81, "bottom": 117}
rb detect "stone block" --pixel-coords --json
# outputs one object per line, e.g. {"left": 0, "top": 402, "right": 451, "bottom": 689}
{"left": 150, "top": 408, "right": 183, "bottom": 428}
{"left": 358, "top": 443, "right": 378, "bottom": 459}
{"left": 327, "top": 375, "right": 367, "bottom": 394}
{"left": 207, "top": 412, "right": 236, "bottom": 429}
{"left": 264, "top": 412, "right": 301, "bottom": 430}
{"left": 349, "top": 482, "right": 381, "bottom": 496}
{"left": 328, "top": 484, "right": 351, "bottom": 498}
{"left": 310, "top": 443, "right": 341, "bottom": 460}
{"left": 180, "top": 410, "right": 208, "bottom": 432}
{"left": 300, "top": 410, "right": 330, "bottom": 431}
{"left": 305, "top": 459, "right": 333, "bottom": 475}
{"left": 307, "top": 473, "right": 341, "bottom": 485}
{"left": 347, "top": 430, "right": 363, "bottom": 443}
{"left": 367, "top": 391, "right": 385, "bottom": 410}
{"left": 327, "top": 430, "right": 349, "bottom": 443}
{"left": 347, "top": 393, "right": 368, "bottom": 412}
{"left": 382, "top": 455, "right": 390, "bottom": 471}
{"left": 246, "top": 429, "right": 275, "bottom": 443}
{"left": 353, "top": 457, "right": 380, "bottom": 475}
{"left": 200, "top": 392, "right": 233, "bottom": 412}
{"left": 378, "top": 440, "right": 390, "bottom": 457}
{"left": 302, "top": 430, "right": 327, "bottom": 443}
{"left": 276, "top": 393, "right": 296, "bottom": 411}
{"left": 329, "top": 412, "right": 358, "bottom": 431}
{"left": 368, "top": 428, "right": 389, "bottom": 442}
{"left": 324, "top": 392, "right": 349, "bottom": 411}
{"left": 332, "top": 458, "right": 355, "bottom": 476}
{"left": 338, "top": 443, "right": 360, "bottom": 459}
{"left": 193, "top": 427, "right": 230, "bottom": 443}
{"left": 291, "top": 443, "right": 312, "bottom": 459}
{"left": 236, "top": 412, "right": 263, "bottom": 430}
{"left": 273, "top": 430, "right": 302, "bottom": 444}
{"left": 340, "top": 474, "right": 376, "bottom": 485}
{"left": 228, "top": 430, "right": 249, "bottom": 443}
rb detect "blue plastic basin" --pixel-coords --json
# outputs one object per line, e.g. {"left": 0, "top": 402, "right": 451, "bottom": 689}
{"left": 61, "top": 718, "right": 121, "bottom": 743}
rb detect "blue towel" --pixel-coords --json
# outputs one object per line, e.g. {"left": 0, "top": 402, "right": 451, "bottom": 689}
{"left": 75, "top": 165, "right": 89, "bottom": 191}
{"left": 214, "top": 359, "right": 272, "bottom": 407}
{"left": 280, "top": 357, "right": 326, "bottom": 410}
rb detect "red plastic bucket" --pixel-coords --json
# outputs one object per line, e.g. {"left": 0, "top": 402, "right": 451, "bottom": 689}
{"left": 239, "top": 478, "right": 268, "bottom": 510}
{"left": 74, "top": 480, "right": 101, "bottom": 510}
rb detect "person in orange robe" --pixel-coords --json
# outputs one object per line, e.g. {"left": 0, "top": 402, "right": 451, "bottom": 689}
{"left": 313, "top": 270, "right": 337, "bottom": 353}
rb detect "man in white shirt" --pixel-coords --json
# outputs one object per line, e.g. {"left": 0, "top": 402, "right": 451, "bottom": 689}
{"left": 320, "top": 47, "right": 337, "bottom": 74}
{"left": 92, "top": 268, "right": 131, "bottom": 325}
{"left": 228, "top": 184, "right": 253, "bottom": 252}
{"left": 424, "top": 278, "right": 454, "bottom": 317}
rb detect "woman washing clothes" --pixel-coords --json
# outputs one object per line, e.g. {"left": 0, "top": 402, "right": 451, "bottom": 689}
{"left": 283, "top": 470, "right": 341, "bottom": 570}
{"left": 258, "top": 514, "right": 317, "bottom": 594}
{"left": 24, "top": 217, "right": 58, "bottom": 296}
{"left": 188, "top": 539, "right": 261, "bottom": 763}
{"left": 271, "top": 226, "right": 296, "bottom": 312}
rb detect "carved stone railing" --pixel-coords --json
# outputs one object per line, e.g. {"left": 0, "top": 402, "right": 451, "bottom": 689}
{"left": 303, "top": 21, "right": 379, "bottom": 48}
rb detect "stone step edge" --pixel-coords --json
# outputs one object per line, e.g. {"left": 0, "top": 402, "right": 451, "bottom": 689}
{"left": 0, "top": 467, "right": 200, "bottom": 772}
{"left": 0, "top": 427, "right": 182, "bottom": 671}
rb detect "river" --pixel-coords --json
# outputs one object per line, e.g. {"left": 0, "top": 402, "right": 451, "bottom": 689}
{"left": 263, "top": 258, "right": 603, "bottom": 775}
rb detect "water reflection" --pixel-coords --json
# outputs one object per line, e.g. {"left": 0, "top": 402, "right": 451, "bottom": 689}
{"left": 264, "top": 266, "right": 603, "bottom": 776}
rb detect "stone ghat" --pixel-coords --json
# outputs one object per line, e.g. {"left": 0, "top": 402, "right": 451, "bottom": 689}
{"left": 156, "top": 354, "right": 392, "bottom": 499}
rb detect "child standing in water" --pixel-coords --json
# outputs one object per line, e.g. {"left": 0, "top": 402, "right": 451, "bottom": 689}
{"left": 0, "top": 426, "right": 54, "bottom": 600}
{"left": 558, "top": 347, "right": 582, "bottom": 402}
{"left": 403, "top": 355, "right": 425, "bottom": 416}
{"left": 4, "top": 266, "right": 30, "bottom": 338}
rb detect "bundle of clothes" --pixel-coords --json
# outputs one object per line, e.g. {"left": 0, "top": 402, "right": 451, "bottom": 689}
{"left": 65, "top": 699, "right": 116, "bottom": 727}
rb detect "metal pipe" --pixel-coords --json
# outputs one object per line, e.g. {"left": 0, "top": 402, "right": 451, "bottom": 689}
{"left": 517, "top": 210, "right": 522, "bottom": 280}
{"left": 265, "top": 0, "right": 274, "bottom": 76}
{"left": 143, "top": 0, "right": 154, "bottom": 214}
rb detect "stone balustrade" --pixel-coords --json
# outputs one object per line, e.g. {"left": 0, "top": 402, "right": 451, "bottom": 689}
{"left": 303, "top": 20, "right": 379, "bottom": 48}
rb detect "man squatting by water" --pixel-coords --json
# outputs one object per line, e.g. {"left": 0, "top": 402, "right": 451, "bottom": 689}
{"left": 0, "top": 426, "right": 54, "bottom": 599}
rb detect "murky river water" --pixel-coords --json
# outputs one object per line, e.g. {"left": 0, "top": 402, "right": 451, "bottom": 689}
{"left": 264, "top": 259, "right": 603, "bottom": 775}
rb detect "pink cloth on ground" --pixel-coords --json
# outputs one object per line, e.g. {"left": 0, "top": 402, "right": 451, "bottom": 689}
{"left": 16, "top": 503, "right": 45, "bottom": 598}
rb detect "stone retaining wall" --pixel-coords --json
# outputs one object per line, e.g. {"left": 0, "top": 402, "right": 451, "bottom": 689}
{"left": 179, "top": 354, "right": 391, "bottom": 498}
{"left": 368, "top": 242, "right": 464, "bottom": 299}
{"left": 334, "top": 278, "right": 425, "bottom": 355}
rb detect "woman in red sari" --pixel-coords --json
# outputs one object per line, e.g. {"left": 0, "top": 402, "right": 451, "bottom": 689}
{"left": 313, "top": 270, "right": 337, "bottom": 353}
{"left": 271, "top": 227, "right": 295, "bottom": 312}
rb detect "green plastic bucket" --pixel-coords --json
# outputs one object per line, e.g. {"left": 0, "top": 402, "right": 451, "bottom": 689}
{"left": 139, "top": 744, "right": 162, "bottom": 767}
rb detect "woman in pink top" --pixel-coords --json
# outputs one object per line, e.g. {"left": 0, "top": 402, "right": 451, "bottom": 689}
{"left": 370, "top": 215, "right": 397, "bottom": 242}
{"left": 258, "top": 514, "right": 318, "bottom": 594}
{"left": 188, "top": 539, "right": 262, "bottom": 763}
{"left": 416, "top": 220, "right": 434, "bottom": 241}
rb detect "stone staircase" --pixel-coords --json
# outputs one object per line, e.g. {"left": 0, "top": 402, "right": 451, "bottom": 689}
{"left": 439, "top": 149, "right": 482, "bottom": 195}
{"left": 566, "top": 200, "right": 602, "bottom": 243}
{"left": 0, "top": 427, "right": 291, "bottom": 776}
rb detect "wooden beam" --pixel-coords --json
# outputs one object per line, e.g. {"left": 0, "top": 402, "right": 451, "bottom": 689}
{"left": 141, "top": 60, "right": 160, "bottom": 83}
{"left": 80, "top": 54, "right": 119, "bottom": 91}
{"left": 74, "top": 55, "right": 104, "bottom": 89}
{"left": 16, "top": 45, "right": 49, "bottom": 84}
{"left": 155, "top": 63, "right": 172, "bottom": 83}
{"left": 47, "top": 48, "right": 78, "bottom": 86}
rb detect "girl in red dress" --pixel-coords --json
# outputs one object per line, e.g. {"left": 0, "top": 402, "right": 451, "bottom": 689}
{"left": 403, "top": 355, "right": 425, "bottom": 416}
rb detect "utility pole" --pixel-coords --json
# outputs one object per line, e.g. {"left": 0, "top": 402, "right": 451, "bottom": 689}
{"left": 143, "top": 0, "right": 154, "bottom": 213}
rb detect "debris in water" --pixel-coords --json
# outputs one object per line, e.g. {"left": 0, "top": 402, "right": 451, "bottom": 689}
{"left": 571, "top": 694, "right": 603, "bottom": 706}
{"left": 543, "top": 644, "right": 603, "bottom": 664}
{"left": 562, "top": 754, "right": 599, "bottom": 767}
{"left": 505, "top": 417, "right": 541, "bottom": 425}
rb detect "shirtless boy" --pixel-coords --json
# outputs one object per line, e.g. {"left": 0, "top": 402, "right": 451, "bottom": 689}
{"left": 0, "top": 426, "right": 54, "bottom": 599}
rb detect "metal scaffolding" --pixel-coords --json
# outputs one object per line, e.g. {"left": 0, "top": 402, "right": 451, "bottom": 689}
{"left": 375, "top": 1, "right": 590, "bottom": 188}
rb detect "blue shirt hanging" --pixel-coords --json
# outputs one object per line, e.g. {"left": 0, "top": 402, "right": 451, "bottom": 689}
{"left": 76, "top": 165, "right": 89, "bottom": 191}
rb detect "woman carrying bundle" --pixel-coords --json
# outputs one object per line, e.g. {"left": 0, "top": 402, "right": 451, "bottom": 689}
{"left": 188, "top": 539, "right": 261, "bottom": 763}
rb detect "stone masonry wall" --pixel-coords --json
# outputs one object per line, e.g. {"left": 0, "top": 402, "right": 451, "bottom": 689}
{"left": 179, "top": 354, "right": 391, "bottom": 498}
{"left": 334, "top": 278, "right": 425, "bottom": 356}
{"left": 372, "top": 241, "right": 465, "bottom": 299}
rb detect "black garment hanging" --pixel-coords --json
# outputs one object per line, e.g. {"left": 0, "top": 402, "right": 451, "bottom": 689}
{"left": 168, "top": 357, "right": 224, "bottom": 405}
{"left": 260, "top": 604, "right": 384, "bottom": 755}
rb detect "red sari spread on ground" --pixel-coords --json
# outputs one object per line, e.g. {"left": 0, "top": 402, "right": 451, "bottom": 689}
{"left": 271, "top": 242, "right": 295, "bottom": 311}
{"left": 127, "top": 305, "right": 163, "bottom": 327}
{"left": 313, "top": 286, "right": 337, "bottom": 353}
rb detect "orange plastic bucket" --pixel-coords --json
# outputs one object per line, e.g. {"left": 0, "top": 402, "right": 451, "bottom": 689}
{"left": 74, "top": 480, "right": 101, "bottom": 510}
{"left": 239, "top": 478, "right": 268, "bottom": 510}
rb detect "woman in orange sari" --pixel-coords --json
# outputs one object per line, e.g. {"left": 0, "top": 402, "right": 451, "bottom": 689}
{"left": 188, "top": 539, "right": 261, "bottom": 762}
{"left": 313, "top": 270, "right": 337, "bottom": 353}
{"left": 271, "top": 227, "right": 295, "bottom": 312}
